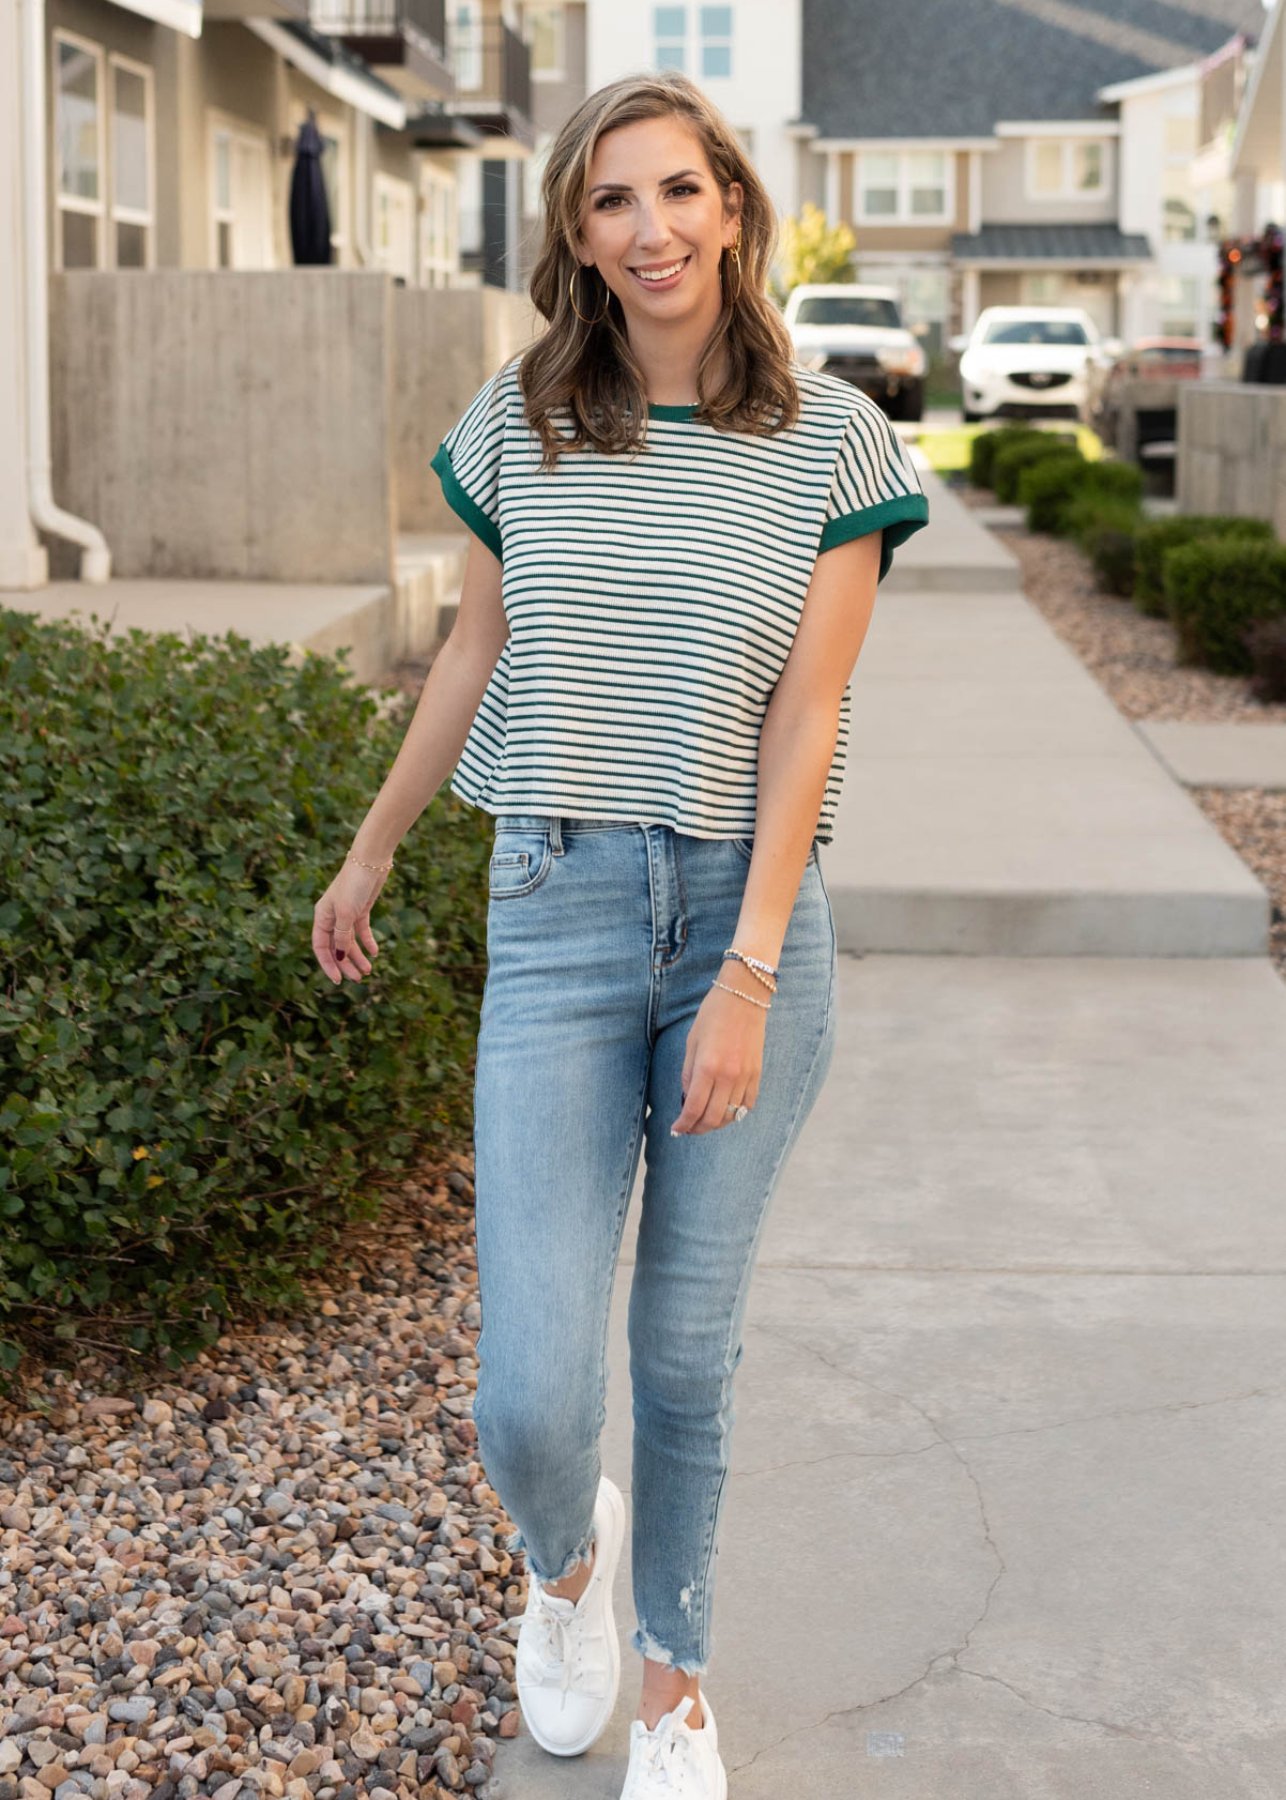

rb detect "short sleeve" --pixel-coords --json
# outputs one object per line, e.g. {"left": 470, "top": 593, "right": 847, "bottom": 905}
{"left": 430, "top": 365, "right": 510, "bottom": 562}
{"left": 817, "top": 399, "right": 930, "bottom": 583}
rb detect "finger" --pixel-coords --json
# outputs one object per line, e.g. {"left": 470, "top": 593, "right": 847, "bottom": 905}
{"left": 312, "top": 919, "right": 344, "bottom": 986}
{"left": 671, "top": 1065, "right": 714, "bottom": 1137}
{"left": 332, "top": 925, "right": 371, "bottom": 982}
{"left": 692, "top": 1072, "right": 737, "bottom": 1136}
{"left": 355, "top": 915, "right": 380, "bottom": 959}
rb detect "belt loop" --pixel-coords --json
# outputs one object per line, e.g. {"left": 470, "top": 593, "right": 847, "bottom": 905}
{"left": 549, "top": 814, "right": 564, "bottom": 856}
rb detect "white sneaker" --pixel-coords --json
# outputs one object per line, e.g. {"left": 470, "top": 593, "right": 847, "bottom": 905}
{"left": 620, "top": 1691, "right": 728, "bottom": 1799}
{"left": 514, "top": 1472, "right": 625, "bottom": 1755}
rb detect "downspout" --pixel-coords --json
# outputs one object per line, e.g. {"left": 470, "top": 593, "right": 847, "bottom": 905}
{"left": 17, "top": 0, "right": 111, "bottom": 581}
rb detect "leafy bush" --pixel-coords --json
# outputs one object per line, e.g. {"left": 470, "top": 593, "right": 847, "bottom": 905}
{"left": 0, "top": 609, "right": 491, "bottom": 1389}
{"left": 1065, "top": 496, "right": 1144, "bottom": 597}
{"left": 1161, "top": 537, "right": 1286, "bottom": 673}
{"left": 1133, "top": 515, "right": 1275, "bottom": 617}
{"left": 1246, "top": 615, "right": 1286, "bottom": 703}
{"left": 1018, "top": 456, "right": 1144, "bottom": 536}
{"left": 991, "top": 432, "right": 1081, "bottom": 503}
{"left": 968, "top": 426, "right": 1043, "bottom": 489}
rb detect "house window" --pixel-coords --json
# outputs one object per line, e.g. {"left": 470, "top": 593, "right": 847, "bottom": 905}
{"left": 701, "top": 5, "right": 732, "bottom": 78}
{"left": 54, "top": 32, "right": 105, "bottom": 269}
{"left": 451, "top": 0, "right": 483, "bottom": 91}
{"left": 1027, "top": 136, "right": 1109, "bottom": 200}
{"left": 654, "top": 6, "right": 686, "bottom": 71}
{"left": 419, "top": 160, "right": 457, "bottom": 288}
{"left": 525, "top": 4, "right": 565, "bottom": 79}
{"left": 1160, "top": 273, "right": 1198, "bottom": 337}
{"left": 209, "top": 116, "right": 273, "bottom": 269}
{"left": 857, "top": 149, "right": 950, "bottom": 223}
{"left": 1163, "top": 167, "right": 1197, "bottom": 242}
{"left": 110, "top": 57, "right": 153, "bottom": 269}
{"left": 374, "top": 172, "right": 414, "bottom": 283}
{"left": 1020, "top": 271, "right": 1063, "bottom": 305}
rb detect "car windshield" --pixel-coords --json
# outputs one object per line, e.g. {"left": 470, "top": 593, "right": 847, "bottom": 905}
{"left": 1135, "top": 345, "right": 1200, "bottom": 363}
{"left": 794, "top": 295, "right": 903, "bottom": 329}
{"left": 982, "top": 319, "right": 1090, "bottom": 346}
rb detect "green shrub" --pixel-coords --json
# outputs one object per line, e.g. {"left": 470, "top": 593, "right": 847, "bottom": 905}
{"left": 1161, "top": 537, "right": 1286, "bottom": 673}
{"left": 0, "top": 609, "right": 492, "bottom": 1389}
{"left": 1246, "top": 615, "right": 1286, "bottom": 703}
{"left": 1066, "top": 497, "right": 1144, "bottom": 597}
{"left": 1134, "top": 515, "right": 1275, "bottom": 617}
{"left": 968, "top": 425, "right": 1043, "bottom": 489}
{"left": 990, "top": 432, "right": 1080, "bottom": 503}
{"left": 1015, "top": 451, "right": 1089, "bottom": 531}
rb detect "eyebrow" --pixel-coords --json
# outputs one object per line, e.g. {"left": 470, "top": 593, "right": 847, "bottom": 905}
{"left": 588, "top": 168, "right": 702, "bottom": 195}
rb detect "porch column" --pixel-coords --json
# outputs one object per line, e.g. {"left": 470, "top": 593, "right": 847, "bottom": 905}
{"left": 0, "top": 0, "right": 47, "bottom": 587}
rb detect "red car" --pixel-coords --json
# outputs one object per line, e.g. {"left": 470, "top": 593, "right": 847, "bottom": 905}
{"left": 1084, "top": 336, "right": 1206, "bottom": 456}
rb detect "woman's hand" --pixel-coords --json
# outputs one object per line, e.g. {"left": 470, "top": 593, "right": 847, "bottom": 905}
{"left": 670, "top": 967, "right": 772, "bottom": 1136}
{"left": 312, "top": 859, "right": 390, "bottom": 985}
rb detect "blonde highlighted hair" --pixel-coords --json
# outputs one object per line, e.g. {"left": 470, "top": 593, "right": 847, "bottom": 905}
{"left": 509, "top": 68, "right": 801, "bottom": 469}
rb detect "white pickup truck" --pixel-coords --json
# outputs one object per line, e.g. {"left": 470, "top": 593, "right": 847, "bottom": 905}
{"left": 782, "top": 282, "right": 926, "bottom": 420}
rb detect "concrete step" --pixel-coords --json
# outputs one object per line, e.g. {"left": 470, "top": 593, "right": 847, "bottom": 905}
{"left": 826, "top": 590, "right": 1271, "bottom": 956}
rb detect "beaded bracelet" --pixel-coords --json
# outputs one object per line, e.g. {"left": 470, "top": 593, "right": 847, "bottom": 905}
{"left": 347, "top": 851, "right": 395, "bottom": 873}
{"left": 724, "top": 947, "right": 779, "bottom": 981}
{"left": 710, "top": 977, "right": 772, "bottom": 1010}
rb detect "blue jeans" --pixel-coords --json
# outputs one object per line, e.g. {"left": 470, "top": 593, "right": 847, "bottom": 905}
{"left": 470, "top": 814, "right": 837, "bottom": 1675}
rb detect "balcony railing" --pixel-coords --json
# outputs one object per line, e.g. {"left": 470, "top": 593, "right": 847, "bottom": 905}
{"left": 316, "top": 0, "right": 445, "bottom": 41}
{"left": 311, "top": 0, "right": 452, "bottom": 100}
{"left": 447, "top": 19, "right": 531, "bottom": 124}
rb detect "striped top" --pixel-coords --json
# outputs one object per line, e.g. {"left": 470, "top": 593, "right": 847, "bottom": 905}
{"left": 430, "top": 356, "right": 929, "bottom": 843}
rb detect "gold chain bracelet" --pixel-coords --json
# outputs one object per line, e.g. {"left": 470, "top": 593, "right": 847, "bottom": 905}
{"left": 347, "top": 851, "right": 395, "bottom": 873}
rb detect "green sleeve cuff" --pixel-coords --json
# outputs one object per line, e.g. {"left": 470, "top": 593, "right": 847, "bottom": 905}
{"left": 431, "top": 441, "right": 504, "bottom": 562}
{"left": 818, "top": 492, "right": 930, "bottom": 583}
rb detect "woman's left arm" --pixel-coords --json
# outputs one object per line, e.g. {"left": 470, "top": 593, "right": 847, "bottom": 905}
{"left": 669, "top": 526, "right": 883, "bottom": 1136}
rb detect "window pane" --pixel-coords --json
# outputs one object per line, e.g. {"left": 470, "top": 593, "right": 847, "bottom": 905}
{"left": 1164, "top": 194, "right": 1197, "bottom": 242}
{"left": 115, "top": 219, "right": 147, "bottom": 267}
{"left": 56, "top": 40, "right": 99, "bottom": 201}
{"left": 214, "top": 133, "right": 231, "bottom": 212}
{"left": 910, "top": 184, "right": 945, "bottom": 215}
{"left": 656, "top": 41, "right": 685, "bottom": 69}
{"left": 701, "top": 43, "right": 730, "bottom": 76}
{"left": 529, "top": 9, "right": 557, "bottom": 70}
{"left": 861, "top": 152, "right": 898, "bottom": 216}
{"left": 863, "top": 187, "right": 897, "bottom": 216}
{"left": 700, "top": 4, "right": 730, "bottom": 30}
{"left": 1074, "top": 141, "right": 1103, "bottom": 190}
{"left": 906, "top": 152, "right": 943, "bottom": 185}
{"left": 1032, "top": 140, "right": 1062, "bottom": 193}
{"left": 112, "top": 66, "right": 148, "bottom": 214}
{"left": 61, "top": 208, "right": 98, "bottom": 267}
{"left": 655, "top": 5, "right": 685, "bottom": 32}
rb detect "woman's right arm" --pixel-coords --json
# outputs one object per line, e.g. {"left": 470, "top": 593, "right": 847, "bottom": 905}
{"left": 311, "top": 533, "right": 507, "bottom": 984}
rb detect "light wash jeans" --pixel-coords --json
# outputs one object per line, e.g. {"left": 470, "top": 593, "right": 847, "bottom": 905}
{"left": 470, "top": 813, "right": 837, "bottom": 1675}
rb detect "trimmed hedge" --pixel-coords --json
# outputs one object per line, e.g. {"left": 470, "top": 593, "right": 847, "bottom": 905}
{"left": 991, "top": 432, "right": 1081, "bottom": 503}
{"left": 1247, "top": 615, "right": 1286, "bottom": 703}
{"left": 0, "top": 608, "right": 492, "bottom": 1388}
{"left": 1161, "top": 537, "right": 1286, "bottom": 674}
{"left": 1067, "top": 497, "right": 1144, "bottom": 597}
{"left": 1016, "top": 455, "right": 1144, "bottom": 536}
{"left": 968, "top": 425, "right": 1045, "bottom": 489}
{"left": 1133, "top": 515, "right": 1275, "bottom": 617}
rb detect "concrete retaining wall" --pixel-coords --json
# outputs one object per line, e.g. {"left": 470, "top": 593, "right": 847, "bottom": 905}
{"left": 49, "top": 270, "right": 395, "bottom": 583}
{"left": 392, "top": 285, "right": 541, "bottom": 533}
{"left": 1177, "top": 382, "right": 1286, "bottom": 533}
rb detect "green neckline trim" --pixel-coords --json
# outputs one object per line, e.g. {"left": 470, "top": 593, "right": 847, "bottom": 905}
{"left": 647, "top": 402, "right": 701, "bottom": 420}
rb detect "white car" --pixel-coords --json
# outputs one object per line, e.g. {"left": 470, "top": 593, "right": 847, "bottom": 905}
{"left": 783, "top": 282, "right": 927, "bottom": 420}
{"left": 950, "top": 306, "right": 1105, "bottom": 422}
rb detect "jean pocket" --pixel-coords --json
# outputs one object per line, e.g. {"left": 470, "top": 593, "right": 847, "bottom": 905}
{"left": 731, "top": 835, "right": 817, "bottom": 867}
{"left": 488, "top": 828, "right": 553, "bottom": 898}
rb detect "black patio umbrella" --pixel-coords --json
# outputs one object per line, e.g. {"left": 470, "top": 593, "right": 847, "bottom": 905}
{"left": 289, "top": 111, "right": 332, "bottom": 266}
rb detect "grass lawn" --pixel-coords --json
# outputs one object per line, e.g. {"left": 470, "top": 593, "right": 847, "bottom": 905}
{"left": 917, "top": 421, "right": 1104, "bottom": 476}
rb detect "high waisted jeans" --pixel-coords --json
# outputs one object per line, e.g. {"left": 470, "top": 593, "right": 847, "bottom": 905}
{"left": 470, "top": 813, "right": 837, "bottom": 1675}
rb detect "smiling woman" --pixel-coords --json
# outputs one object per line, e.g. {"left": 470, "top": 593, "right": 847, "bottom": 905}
{"left": 315, "top": 66, "right": 927, "bottom": 1800}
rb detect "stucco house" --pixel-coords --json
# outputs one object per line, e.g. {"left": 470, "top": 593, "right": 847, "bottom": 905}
{"left": 795, "top": 0, "right": 1267, "bottom": 351}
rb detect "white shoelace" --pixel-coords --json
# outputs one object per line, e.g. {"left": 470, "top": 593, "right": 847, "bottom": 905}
{"left": 635, "top": 1696, "right": 705, "bottom": 1794}
{"left": 528, "top": 1585, "right": 607, "bottom": 1697}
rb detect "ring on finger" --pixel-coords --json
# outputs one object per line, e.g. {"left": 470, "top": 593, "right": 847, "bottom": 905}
{"left": 724, "top": 1102, "right": 750, "bottom": 1122}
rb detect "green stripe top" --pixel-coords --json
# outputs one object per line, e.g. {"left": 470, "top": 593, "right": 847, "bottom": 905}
{"left": 430, "top": 356, "right": 929, "bottom": 843}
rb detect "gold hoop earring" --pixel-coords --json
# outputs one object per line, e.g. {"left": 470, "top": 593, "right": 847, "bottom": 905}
{"left": 724, "top": 225, "right": 743, "bottom": 304}
{"left": 569, "top": 263, "right": 610, "bottom": 324}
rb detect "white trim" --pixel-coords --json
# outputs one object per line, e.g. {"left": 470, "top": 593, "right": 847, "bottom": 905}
{"left": 1024, "top": 134, "right": 1110, "bottom": 201}
{"left": 825, "top": 147, "right": 838, "bottom": 222}
{"left": 968, "top": 148, "right": 981, "bottom": 234}
{"left": 815, "top": 135, "right": 995, "bottom": 152}
{"left": 104, "top": 0, "right": 201, "bottom": 38}
{"left": 108, "top": 51, "right": 155, "bottom": 270}
{"left": 244, "top": 18, "right": 406, "bottom": 129}
{"left": 1097, "top": 62, "right": 1197, "bottom": 104}
{"left": 995, "top": 118, "right": 1120, "bottom": 138}
{"left": 856, "top": 146, "right": 954, "bottom": 225}
{"left": 208, "top": 109, "right": 274, "bottom": 269}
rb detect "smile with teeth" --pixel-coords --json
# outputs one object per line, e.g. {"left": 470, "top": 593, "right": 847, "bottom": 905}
{"left": 630, "top": 255, "right": 691, "bottom": 282}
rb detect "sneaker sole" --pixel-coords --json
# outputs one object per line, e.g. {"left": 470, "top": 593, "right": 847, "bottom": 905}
{"left": 520, "top": 1475, "right": 625, "bottom": 1757}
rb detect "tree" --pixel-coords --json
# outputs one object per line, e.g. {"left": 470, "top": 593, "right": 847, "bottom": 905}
{"left": 771, "top": 203, "right": 857, "bottom": 305}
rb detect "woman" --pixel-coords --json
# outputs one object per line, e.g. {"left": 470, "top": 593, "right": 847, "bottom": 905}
{"left": 312, "top": 68, "right": 927, "bottom": 1800}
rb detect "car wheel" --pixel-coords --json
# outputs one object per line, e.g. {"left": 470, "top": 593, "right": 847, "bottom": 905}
{"left": 962, "top": 401, "right": 981, "bottom": 423}
{"left": 898, "top": 383, "right": 924, "bottom": 423}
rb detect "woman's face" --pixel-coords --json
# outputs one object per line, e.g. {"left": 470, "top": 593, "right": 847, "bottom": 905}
{"left": 575, "top": 116, "right": 742, "bottom": 326}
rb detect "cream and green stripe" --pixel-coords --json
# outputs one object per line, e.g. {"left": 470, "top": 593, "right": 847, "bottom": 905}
{"left": 431, "top": 358, "right": 928, "bottom": 843}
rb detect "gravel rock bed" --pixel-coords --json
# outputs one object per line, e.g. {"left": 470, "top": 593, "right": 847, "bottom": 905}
{"left": 0, "top": 1154, "right": 528, "bottom": 1800}
{"left": 963, "top": 495, "right": 1286, "bottom": 982}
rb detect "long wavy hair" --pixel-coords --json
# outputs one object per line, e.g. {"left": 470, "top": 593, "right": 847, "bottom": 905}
{"left": 511, "top": 69, "right": 801, "bottom": 469}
